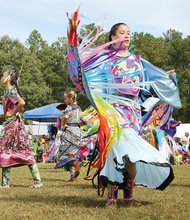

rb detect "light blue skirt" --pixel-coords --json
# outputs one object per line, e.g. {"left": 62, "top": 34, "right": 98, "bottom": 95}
{"left": 100, "top": 128, "right": 174, "bottom": 190}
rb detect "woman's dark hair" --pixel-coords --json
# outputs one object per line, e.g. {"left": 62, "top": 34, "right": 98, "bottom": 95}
{"left": 48, "top": 124, "right": 58, "bottom": 137}
{"left": 108, "top": 23, "right": 128, "bottom": 42}
{"left": 8, "top": 69, "right": 22, "bottom": 96}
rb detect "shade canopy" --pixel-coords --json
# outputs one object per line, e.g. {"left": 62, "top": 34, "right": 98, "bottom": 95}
{"left": 24, "top": 103, "right": 63, "bottom": 122}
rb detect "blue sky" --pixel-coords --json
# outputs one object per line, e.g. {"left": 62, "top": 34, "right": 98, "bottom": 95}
{"left": 0, "top": 0, "right": 189, "bottom": 44}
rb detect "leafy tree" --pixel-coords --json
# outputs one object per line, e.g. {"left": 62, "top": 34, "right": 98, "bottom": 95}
{"left": 132, "top": 32, "right": 167, "bottom": 68}
{"left": 0, "top": 25, "right": 189, "bottom": 122}
{"left": 0, "top": 35, "right": 52, "bottom": 109}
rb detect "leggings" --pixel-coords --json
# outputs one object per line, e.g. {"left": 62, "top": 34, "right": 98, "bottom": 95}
{"left": 107, "top": 177, "right": 134, "bottom": 201}
{"left": 1, "top": 163, "right": 42, "bottom": 187}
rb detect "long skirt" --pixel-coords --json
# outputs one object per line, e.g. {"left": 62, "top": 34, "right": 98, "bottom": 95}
{"left": 0, "top": 116, "right": 35, "bottom": 167}
{"left": 100, "top": 102, "right": 174, "bottom": 190}
{"left": 56, "top": 127, "right": 81, "bottom": 168}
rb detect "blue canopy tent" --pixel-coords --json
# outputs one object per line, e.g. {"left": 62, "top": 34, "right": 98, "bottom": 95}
{"left": 24, "top": 103, "right": 63, "bottom": 122}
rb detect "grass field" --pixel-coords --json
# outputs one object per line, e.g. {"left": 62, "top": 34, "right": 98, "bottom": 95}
{"left": 0, "top": 163, "right": 190, "bottom": 220}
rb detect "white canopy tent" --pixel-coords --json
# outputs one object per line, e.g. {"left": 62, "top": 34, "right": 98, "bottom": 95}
{"left": 175, "top": 123, "right": 190, "bottom": 138}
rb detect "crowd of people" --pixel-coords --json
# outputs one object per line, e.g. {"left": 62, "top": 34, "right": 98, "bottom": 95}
{"left": 31, "top": 113, "right": 190, "bottom": 170}
{"left": 0, "top": 7, "right": 187, "bottom": 209}
{"left": 173, "top": 132, "right": 190, "bottom": 164}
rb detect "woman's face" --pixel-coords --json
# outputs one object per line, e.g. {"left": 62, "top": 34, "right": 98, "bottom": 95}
{"left": 111, "top": 24, "right": 130, "bottom": 50}
{"left": 64, "top": 94, "right": 73, "bottom": 105}
{"left": 0, "top": 71, "right": 10, "bottom": 86}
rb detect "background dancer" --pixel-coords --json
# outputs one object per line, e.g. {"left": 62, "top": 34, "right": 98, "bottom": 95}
{"left": 0, "top": 69, "right": 43, "bottom": 188}
{"left": 55, "top": 91, "right": 82, "bottom": 182}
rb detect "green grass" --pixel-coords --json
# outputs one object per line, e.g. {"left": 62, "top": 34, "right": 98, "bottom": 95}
{"left": 0, "top": 164, "right": 190, "bottom": 220}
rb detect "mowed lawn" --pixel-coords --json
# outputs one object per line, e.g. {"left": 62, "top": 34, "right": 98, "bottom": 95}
{"left": 0, "top": 163, "right": 190, "bottom": 220}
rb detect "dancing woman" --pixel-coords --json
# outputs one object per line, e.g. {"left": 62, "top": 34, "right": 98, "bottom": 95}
{"left": 67, "top": 8, "right": 181, "bottom": 207}
{"left": 0, "top": 69, "right": 43, "bottom": 188}
{"left": 55, "top": 91, "right": 82, "bottom": 182}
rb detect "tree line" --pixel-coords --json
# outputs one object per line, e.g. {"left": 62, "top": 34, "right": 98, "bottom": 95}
{"left": 0, "top": 25, "right": 189, "bottom": 122}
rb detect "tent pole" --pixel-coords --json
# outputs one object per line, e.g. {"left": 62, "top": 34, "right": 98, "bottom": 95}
{"left": 38, "top": 121, "right": 41, "bottom": 140}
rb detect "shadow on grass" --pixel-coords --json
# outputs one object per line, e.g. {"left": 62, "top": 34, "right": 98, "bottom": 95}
{"left": 11, "top": 184, "right": 31, "bottom": 188}
{"left": 0, "top": 194, "right": 152, "bottom": 208}
{"left": 0, "top": 194, "right": 104, "bottom": 208}
{"left": 40, "top": 168, "right": 63, "bottom": 172}
{"left": 12, "top": 181, "right": 95, "bottom": 189}
{"left": 71, "top": 183, "right": 94, "bottom": 189}
{"left": 170, "top": 183, "right": 190, "bottom": 188}
{"left": 118, "top": 199, "right": 152, "bottom": 208}
{"left": 39, "top": 177, "right": 65, "bottom": 182}
{"left": 48, "top": 182, "right": 95, "bottom": 189}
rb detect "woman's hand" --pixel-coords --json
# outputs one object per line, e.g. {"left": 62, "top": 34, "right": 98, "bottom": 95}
{"left": 10, "top": 97, "right": 25, "bottom": 116}
{"left": 62, "top": 125, "right": 66, "bottom": 131}
{"left": 5, "top": 111, "right": 13, "bottom": 117}
{"left": 63, "top": 115, "right": 69, "bottom": 120}
{"left": 62, "top": 124, "right": 69, "bottom": 131}
{"left": 168, "top": 69, "right": 175, "bottom": 79}
{"left": 62, "top": 114, "right": 69, "bottom": 130}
